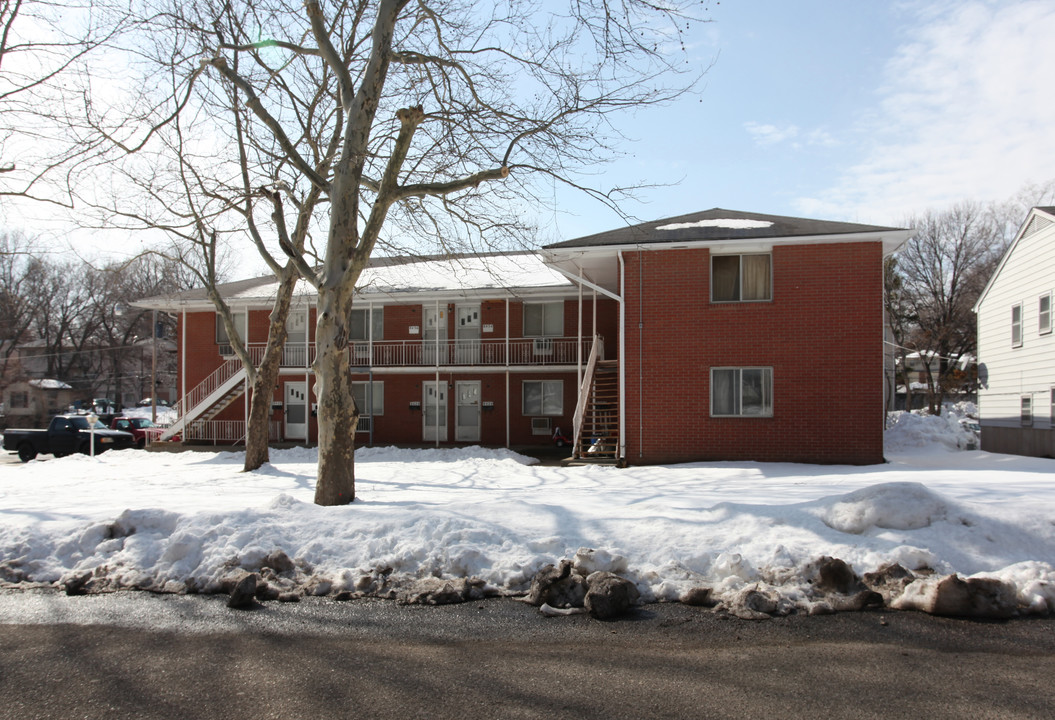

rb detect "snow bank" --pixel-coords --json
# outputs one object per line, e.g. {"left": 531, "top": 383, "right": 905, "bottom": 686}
{"left": 884, "top": 403, "right": 978, "bottom": 452}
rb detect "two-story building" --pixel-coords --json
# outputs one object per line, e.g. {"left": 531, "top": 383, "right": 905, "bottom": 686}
{"left": 973, "top": 206, "right": 1055, "bottom": 458}
{"left": 140, "top": 209, "right": 912, "bottom": 465}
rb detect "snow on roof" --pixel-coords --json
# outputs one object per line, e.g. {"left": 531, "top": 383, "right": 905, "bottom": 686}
{"left": 29, "top": 379, "right": 72, "bottom": 390}
{"left": 217, "top": 253, "right": 573, "bottom": 304}
{"left": 656, "top": 219, "right": 774, "bottom": 231}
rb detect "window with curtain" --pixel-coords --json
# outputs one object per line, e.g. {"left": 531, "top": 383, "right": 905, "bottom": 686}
{"left": 524, "top": 302, "right": 564, "bottom": 336}
{"left": 350, "top": 307, "right": 384, "bottom": 341}
{"left": 711, "top": 254, "right": 771, "bottom": 302}
{"left": 711, "top": 367, "right": 773, "bottom": 417}
{"left": 523, "top": 380, "right": 563, "bottom": 415}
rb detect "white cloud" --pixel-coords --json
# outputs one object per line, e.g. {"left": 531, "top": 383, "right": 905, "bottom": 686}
{"left": 797, "top": 0, "right": 1055, "bottom": 223}
{"left": 744, "top": 121, "right": 799, "bottom": 145}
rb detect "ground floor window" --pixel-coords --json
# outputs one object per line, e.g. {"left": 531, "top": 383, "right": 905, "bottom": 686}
{"left": 523, "top": 380, "right": 563, "bottom": 416}
{"left": 711, "top": 367, "right": 773, "bottom": 417}
{"left": 8, "top": 391, "right": 28, "bottom": 409}
{"left": 352, "top": 381, "right": 384, "bottom": 418}
{"left": 1021, "top": 394, "right": 1032, "bottom": 426}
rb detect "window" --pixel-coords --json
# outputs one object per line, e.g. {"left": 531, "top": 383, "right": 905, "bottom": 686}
{"left": 1051, "top": 387, "right": 1055, "bottom": 427}
{"left": 351, "top": 381, "right": 384, "bottom": 417}
{"left": 1021, "top": 395, "right": 1033, "bottom": 426}
{"left": 350, "top": 307, "right": 384, "bottom": 341}
{"left": 1040, "top": 294, "right": 1052, "bottom": 335}
{"left": 9, "top": 391, "right": 28, "bottom": 409}
{"left": 1011, "top": 304, "right": 1023, "bottom": 347}
{"left": 524, "top": 302, "right": 564, "bottom": 337}
{"left": 216, "top": 311, "right": 248, "bottom": 345}
{"left": 711, "top": 254, "right": 771, "bottom": 302}
{"left": 711, "top": 367, "right": 773, "bottom": 417}
{"left": 523, "top": 380, "right": 563, "bottom": 416}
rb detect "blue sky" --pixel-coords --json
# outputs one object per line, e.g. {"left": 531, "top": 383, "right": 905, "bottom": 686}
{"left": 544, "top": 0, "right": 1055, "bottom": 241}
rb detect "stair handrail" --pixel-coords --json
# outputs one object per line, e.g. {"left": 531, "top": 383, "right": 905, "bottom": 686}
{"left": 572, "top": 334, "right": 602, "bottom": 458}
{"left": 171, "top": 356, "right": 244, "bottom": 425}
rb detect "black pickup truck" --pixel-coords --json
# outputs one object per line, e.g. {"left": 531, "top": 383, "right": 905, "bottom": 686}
{"left": 3, "top": 415, "right": 135, "bottom": 462}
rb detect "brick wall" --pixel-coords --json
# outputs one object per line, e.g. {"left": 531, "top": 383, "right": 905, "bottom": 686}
{"left": 621, "top": 242, "right": 885, "bottom": 465}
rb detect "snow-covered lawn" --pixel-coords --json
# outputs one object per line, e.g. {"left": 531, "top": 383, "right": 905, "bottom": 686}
{"left": 1, "top": 409, "right": 1054, "bottom": 615}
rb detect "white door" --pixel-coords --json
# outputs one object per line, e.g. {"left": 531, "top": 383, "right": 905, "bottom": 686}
{"left": 423, "top": 381, "right": 447, "bottom": 442}
{"left": 455, "top": 381, "right": 481, "bottom": 442}
{"left": 284, "top": 382, "right": 308, "bottom": 440}
{"left": 455, "top": 305, "right": 481, "bottom": 364}
{"left": 423, "top": 306, "right": 448, "bottom": 365}
{"left": 284, "top": 309, "right": 308, "bottom": 367}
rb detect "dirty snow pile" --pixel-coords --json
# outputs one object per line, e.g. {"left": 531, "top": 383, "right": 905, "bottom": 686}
{"left": 1, "top": 415, "right": 1054, "bottom": 619}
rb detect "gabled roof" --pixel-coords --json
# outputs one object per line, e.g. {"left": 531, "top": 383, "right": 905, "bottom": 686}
{"left": 972, "top": 206, "right": 1055, "bottom": 312}
{"left": 544, "top": 208, "right": 905, "bottom": 250}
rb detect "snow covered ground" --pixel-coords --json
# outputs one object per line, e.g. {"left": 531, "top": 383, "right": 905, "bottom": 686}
{"left": 1, "top": 405, "right": 1053, "bottom": 616}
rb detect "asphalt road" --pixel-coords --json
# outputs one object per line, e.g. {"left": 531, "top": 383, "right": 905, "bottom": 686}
{"left": 1, "top": 589, "right": 1053, "bottom": 719}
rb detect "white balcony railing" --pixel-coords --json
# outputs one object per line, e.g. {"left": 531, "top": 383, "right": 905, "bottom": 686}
{"left": 244, "top": 337, "right": 589, "bottom": 368}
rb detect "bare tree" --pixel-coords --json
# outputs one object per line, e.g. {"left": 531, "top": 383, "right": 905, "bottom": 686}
{"left": 90, "top": 0, "right": 708, "bottom": 503}
{"left": 896, "top": 202, "right": 1007, "bottom": 414}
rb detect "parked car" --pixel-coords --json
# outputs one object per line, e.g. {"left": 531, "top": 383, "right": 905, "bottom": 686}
{"left": 3, "top": 415, "right": 135, "bottom": 462}
{"left": 111, "top": 416, "right": 171, "bottom": 448}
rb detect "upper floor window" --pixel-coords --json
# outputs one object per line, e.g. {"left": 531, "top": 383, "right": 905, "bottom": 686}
{"left": 1040, "top": 293, "right": 1052, "bottom": 335}
{"left": 711, "top": 367, "right": 773, "bottom": 417}
{"left": 350, "top": 307, "right": 384, "bottom": 341}
{"left": 712, "top": 254, "right": 771, "bottom": 302}
{"left": 1011, "top": 304, "right": 1023, "bottom": 347}
{"left": 524, "top": 302, "right": 564, "bottom": 337}
{"left": 216, "top": 311, "right": 247, "bottom": 346}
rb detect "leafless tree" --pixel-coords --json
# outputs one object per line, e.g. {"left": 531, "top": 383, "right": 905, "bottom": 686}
{"left": 86, "top": 0, "right": 709, "bottom": 503}
{"left": 895, "top": 203, "right": 1007, "bottom": 414}
{"left": 0, "top": 0, "right": 125, "bottom": 204}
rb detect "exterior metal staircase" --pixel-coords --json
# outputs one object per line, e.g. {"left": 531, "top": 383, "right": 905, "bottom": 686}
{"left": 161, "top": 358, "right": 247, "bottom": 440}
{"left": 569, "top": 335, "right": 620, "bottom": 465}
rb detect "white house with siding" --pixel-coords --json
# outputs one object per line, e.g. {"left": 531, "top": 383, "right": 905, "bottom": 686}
{"left": 973, "top": 206, "right": 1055, "bottom": 457}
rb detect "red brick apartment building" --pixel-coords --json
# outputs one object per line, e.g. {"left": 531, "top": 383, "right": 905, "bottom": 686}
{"left": 141, "top": 209, "right": 911, "bottom": 466}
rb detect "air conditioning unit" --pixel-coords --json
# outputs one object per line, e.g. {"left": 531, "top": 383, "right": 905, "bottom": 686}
{"left": 532, "top": 338, "right": 554, "bottom": 356}
{"left": 218, "top": 344, "right": 234, "bottom": 356}
{"left": 356, "top": 416, "right": 372, "bottom": 433}
{"left": 353, "top": 342, "right": 371, "bottom": 361}
{"left": 531, "top": 417, "right": 551, "bottom": 435}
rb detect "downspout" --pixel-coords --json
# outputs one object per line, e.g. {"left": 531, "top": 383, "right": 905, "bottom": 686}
{"left": 505, "top": 297, "right": 510, "bottom": 449}
{"left": 618, "top": 252, "right": 627, "bottom": 464}
{"left": 305, "top": 302, "right": 310, "bottom": 443}
{"left": 180, "top": 307, "right": 186, "bottom": 432}
{"left": 577, "top": 268, "right": 583, "bottom": 391}
{"left": 435, "top": 299, "right": 440, "bottom": 447}
{"left": 368, "top": 301, "right": 374, "bottom": 446}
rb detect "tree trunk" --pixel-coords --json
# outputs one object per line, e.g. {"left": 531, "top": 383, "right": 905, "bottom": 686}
{"left": 313, "top": 285, "right": 358, "bottom": 505}
{"left": 243, "top": 268, "right": 298, "bottom": 472}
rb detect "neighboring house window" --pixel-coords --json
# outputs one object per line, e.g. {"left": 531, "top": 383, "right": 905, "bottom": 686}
{"left": 1021, "top": 395, "right": 1033, "bottom": 426}
{"left": 712, "top": 254, "right": 772, "bottom": 302}
{"left": 1051, "top": 387, "right": 1055, "bottom": 426}
{"left": 523, "top": 380, "right": 563, "bottom": 416}
{"left": 216, "top": 311, "right": 248, "bottom": 345}
{"left": 350, "top": 308, "right": 384, "bottom": 341}
{"left": 9, "top": 391, "right": 28, "bottom": 409}
{"left": 711, "top": 367, "right": 773, "bottom": 417}
{"left": 1040, "top": 293, "right": 1052, "bottom": 335}
{"left": 1011, "top": 304, "right": 1023, "bottom": 347}
{"left": 351, "top": 381, "right": 384, "bottom": 416}
{"left": 524, "top": 302, "right": 564, "bottom": 337}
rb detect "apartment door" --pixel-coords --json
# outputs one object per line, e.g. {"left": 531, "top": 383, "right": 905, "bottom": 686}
{"left": 423, "top": 306, "right": 447, "bottom": 365}
{"left": 422, "top": 381, "right": 448, "bottom": 442}
{"left": 455, "top": 381, "right": 481, "bottom": 442}
{"left": 284, "top": 309, "right": 308, "bottom": 367}
{"left": 454, "top": 305, "right": 481, "bottom": 364}
{"left": 284, "top": 381, "right": 308, "bottom": 440}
